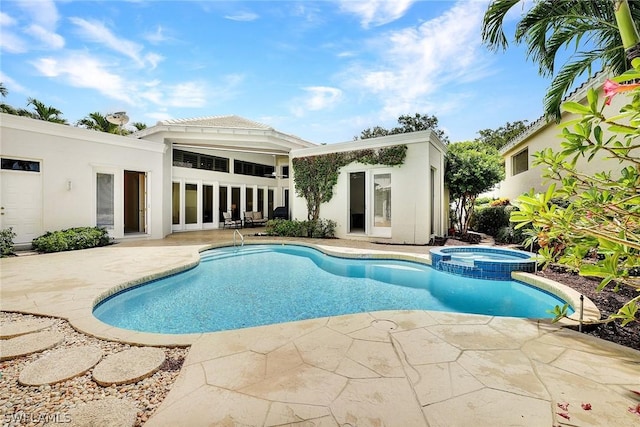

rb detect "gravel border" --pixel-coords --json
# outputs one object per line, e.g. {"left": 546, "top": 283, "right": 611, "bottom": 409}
{"left": 0, "top": 312, "right": 188, "bottom": 426}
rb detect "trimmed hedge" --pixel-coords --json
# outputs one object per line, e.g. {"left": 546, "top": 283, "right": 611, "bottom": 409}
{"left": 32, "top": 227, "right": 112, "bottom": 253}
{"left": 472, "top": 205, "right": 512, "bottom": 237}
{"left": 266, "top": 219, "right": 336, "bottom": 238}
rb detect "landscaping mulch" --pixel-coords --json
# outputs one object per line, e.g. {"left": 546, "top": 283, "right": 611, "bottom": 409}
{"left": 536, "top": 266, "right": 640, "bottom": 351}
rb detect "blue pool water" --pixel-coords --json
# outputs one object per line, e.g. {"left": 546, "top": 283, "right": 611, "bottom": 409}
{"left": 93, "top": 244, "right": 572, "bottom": 334}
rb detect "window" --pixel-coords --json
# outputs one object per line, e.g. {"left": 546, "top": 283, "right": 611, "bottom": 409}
{"left": 234, "top": 160, "right": 275, "bottom": 177}
{"left": 282, "top": 166, "right": 289, "bottom": 177}
{"left": 96, "top": 173, "right": 114, "bottom": 228}
{"left": 1, "top": 158, "right": 40, "bottom": 172}
{"left": 512, "top": 148, "right": 529, "bottom": 176}
{"left": 173, "top": 149, "right": 228, "bottom": 173}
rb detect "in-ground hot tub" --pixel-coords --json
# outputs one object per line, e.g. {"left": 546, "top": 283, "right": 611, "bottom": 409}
{"left": 430, "top": 246, "right": 538, "bottom": 280}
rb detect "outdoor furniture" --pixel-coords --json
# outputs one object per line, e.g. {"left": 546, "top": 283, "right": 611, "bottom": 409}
{"left": 273, "top": 206, "right": 289, "bottom": 220}
{"left": 243, "top": 211, "right": 268, "bottom": 227}
{"left": 222, "top": 211, "right": 242, "bottom": 229}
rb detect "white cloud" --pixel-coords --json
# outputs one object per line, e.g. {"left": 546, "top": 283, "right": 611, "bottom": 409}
{"left": 0, "top": 12, "right": 17, "bottom": 27}
{"left": 69, "top": 17, "right": 159, "bottom": 68}
{"left": 292, "top": 86, "right": 343, "bottom": 116}
{"left": 16, "top": 0, "right": 59, "bottom": 31}
{"left": 0, "top": 71, "right": 27, "bottom": 94}
{"left": 343, "top": 1, "right": 489, "bottom": 122}
{"left": 339, "top": 0, "right": 415, "bottom": 28}
{"left": 143, "top": 25, "right": 171, "bottom": 44}
{"left": 165, "top": 81, "right": 208, "bottom": 108}
{"left": 0, "top": 12, "right": 27, "bottom": 53}
{"left": 25, "top": 24, "right": 65, "bottom": 49}
{"left": 224, "top": 11, "right": 259, "bottom": 22}
{"left": 32, "top": 53, "right": 134, "bottom": 104}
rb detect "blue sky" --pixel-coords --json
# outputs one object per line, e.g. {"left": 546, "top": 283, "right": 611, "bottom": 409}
{"left": 0, "top": 0, "right": 576, "bottom": 144}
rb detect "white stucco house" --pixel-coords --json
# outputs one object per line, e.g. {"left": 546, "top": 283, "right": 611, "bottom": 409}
{"left": 1, "top": 113, "right": 447, "bottom": 246}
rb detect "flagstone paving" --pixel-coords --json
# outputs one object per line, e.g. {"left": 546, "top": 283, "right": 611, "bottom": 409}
{"left": 0, "top": 316, "right": 54, "bottom": 338}
{"left": 0, "top": 329, "right": 64, "bottom": 361}
{"left": 52, "top": 397, "right": 138, "bottom": 427}
{"left": 18, "top": 346, "right": 104, "bottom": 386}
{"left": 92, "top": 347, "right": 166, "bottom": 386}
{"left": 1, "top": 230, "right": 639, "bottom": 426}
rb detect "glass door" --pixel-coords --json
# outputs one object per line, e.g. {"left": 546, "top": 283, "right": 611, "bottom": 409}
{"left": 372, "top": 173, "right": 391, "bottom": 237}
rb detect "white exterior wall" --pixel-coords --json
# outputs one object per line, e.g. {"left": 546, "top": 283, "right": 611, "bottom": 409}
{"left": 0, "top": 114, "right": 166, "bottom": 244}
{"left": 290, "top": 131, "right": 447, "bottom": 244}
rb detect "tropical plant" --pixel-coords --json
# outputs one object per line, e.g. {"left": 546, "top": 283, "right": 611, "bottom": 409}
{"left": 131, "top": 122, "right": 147, "bottom": 131}
{"left": 292, "top": 146, "right": 407, "bottom": 221}
{"left": 76, "top": 112, "right": 121, "bottom": 134}
{"left": 482, "top": 0, "right": 640, "bottom": 120}
{"left": 356, "top": 113, "right": 449, "bottom": 143}
{"left": 21, "top": 97, "right": 67, "bottom": 124}
{"left": 0, "top": 82, "right": 18, "bottom": 115}
{"left": 511, "top": 73, "right": 640, "bottom": 326}
{"left": 445, "top": 141, "right": 505, "bottom": 235}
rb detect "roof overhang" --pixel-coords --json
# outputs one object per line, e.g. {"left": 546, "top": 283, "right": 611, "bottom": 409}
{"left": 136, "top": 123, "right": 316, "bottom": 155}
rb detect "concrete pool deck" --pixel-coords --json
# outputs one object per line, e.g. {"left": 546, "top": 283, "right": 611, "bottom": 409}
{"left": 1, "top": 230, "right": 639, "bottom": 426}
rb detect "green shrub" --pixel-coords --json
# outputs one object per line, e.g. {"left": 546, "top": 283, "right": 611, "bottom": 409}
{"left": 309, "top": 219, "right": 337, "bottom": 238}
{"left": 474, "top": 196, "right": 493, "bottom": 206}
{"left": 266, "top": 219, "right": 336, "bottom": 238}
{"left": 472, "top": 205, "right": 512, "bottom": 236}
{"left": 32, "top": 227, "right": 111, "bottom": 253}
{"left": 1, "top": 228, "right": 16, "bottom": 257}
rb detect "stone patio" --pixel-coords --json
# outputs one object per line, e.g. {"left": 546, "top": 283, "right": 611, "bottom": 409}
{"left": 1, "top": 230, "right": 639, "bottom": 426}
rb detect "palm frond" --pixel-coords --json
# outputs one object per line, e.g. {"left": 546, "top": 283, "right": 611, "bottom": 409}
{"left": 481, "top": 0, "right": 522, "bottom": 51}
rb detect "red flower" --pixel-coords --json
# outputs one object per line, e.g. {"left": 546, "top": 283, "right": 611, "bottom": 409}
{"left": 603, "top": 79, "right": 640, "bottom": 105}
{"left": 581, "top": 403, "right": 592, "bottom": 410}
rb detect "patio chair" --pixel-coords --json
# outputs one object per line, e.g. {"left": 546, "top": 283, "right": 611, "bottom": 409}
{"left": 222, "top": 211, "right": 242, "bottom": 229}
{"left": 245, "top": 211, "right": 268, "bottom": 227}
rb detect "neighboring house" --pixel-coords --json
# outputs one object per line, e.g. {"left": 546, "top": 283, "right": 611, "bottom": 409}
{"left": 499, "top": 72, "right": 629, "bottom": 201}
{"left": 1, "top": 113, "right": 447, "bottom": 246}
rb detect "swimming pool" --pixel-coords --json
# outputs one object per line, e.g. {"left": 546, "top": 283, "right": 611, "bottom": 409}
{"left": 93, "top": 244, "right": 572, "bottom": 334}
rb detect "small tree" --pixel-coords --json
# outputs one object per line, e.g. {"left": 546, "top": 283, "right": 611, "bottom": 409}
{"left": 292, "top": 153, "right": 350, "bottom": 221}
{"left": 445, "top": 141, "right": 505, "bottom": 235}
{"left": 510, "top": 0, "right": 640, "bottom": 327}
{"left": 475, "top": 120, "right": 529, "bottom": 150}
{"left": 511, "top": 76, "right": 640, "bottom": 326}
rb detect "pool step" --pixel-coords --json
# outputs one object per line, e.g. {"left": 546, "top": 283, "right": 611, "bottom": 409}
{"left": 437, "top": 260, "right": 481, "bottom": 276}
{"left": 200, "top": 247, "right": 272, "bottom": 262}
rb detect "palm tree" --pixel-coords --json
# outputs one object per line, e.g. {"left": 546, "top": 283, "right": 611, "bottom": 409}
{"left": 0, "top": 82, "right": 18, "bottom": 115}
{"left": 76, "top": 112, "right": 120, "bottom": 133}
{"left": 482, "top": 0, "right": 640, "bottom": 120}
{"left": 23, "top": 97, "right": 67, "bottom": 124}
{"left": 131, "top": 122, "right": 147, "bottom": 131}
